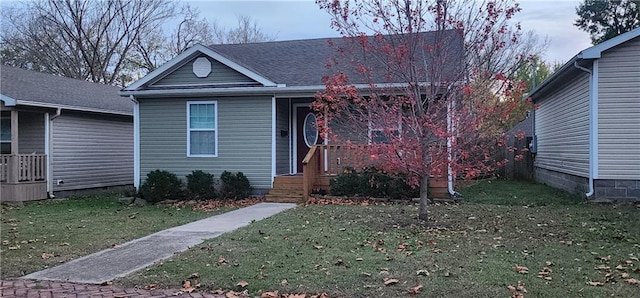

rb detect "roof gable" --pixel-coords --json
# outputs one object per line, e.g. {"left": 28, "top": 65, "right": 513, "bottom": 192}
{"left": 580, "top": 27, "right": 640, "bottom": 59}
{"left": 124, "top": 44, "right": 277, "bottom": 91}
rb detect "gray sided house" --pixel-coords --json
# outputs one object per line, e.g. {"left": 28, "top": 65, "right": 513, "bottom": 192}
{"left": 120, "top": 31, "right": 464, "bottom": 200}
{"left": 1, "top": 66, "right": 133, "bottom": 202}
{"left": 530, "top": 28, "right": 640, "bottom": 201}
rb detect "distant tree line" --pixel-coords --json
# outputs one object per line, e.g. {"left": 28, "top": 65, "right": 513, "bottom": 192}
{"left": 0, "top": 0, "right": 275, "bottom": 86}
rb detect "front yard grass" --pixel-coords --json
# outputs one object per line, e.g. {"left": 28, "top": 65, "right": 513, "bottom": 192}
{"left": 0, "top": 194, "right": 231, "bottom": 278}
{"left": 119, "top": 180, "right": 640, "bottom": 297}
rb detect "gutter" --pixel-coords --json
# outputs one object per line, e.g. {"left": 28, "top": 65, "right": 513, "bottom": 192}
{"left": 573, "top": 61, "right": 597, "bottom": 198}
{"left": 130, "top": 95, "right": 140, "bottom": 190}
{"left": 47, "top": 108, "right": 61, "bottom": 198}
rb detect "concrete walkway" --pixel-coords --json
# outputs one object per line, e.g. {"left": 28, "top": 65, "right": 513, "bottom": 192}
{"left": 22, "top": 203, "right": 296, "bottom": 284}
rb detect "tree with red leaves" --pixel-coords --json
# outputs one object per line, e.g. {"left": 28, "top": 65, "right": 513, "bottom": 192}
{"left": 314, "top": 0, "right": 534, "bottom": 221}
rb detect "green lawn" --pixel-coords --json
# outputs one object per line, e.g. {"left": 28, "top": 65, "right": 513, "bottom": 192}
{"left": 118, "top": 180, "right": 640, "bottom": 297}
{"left": 0, "top": 194, "right": 231, "bottom": 278}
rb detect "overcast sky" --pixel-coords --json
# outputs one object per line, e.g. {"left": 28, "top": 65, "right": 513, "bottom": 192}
{"left": 188, "top": 0, "right": 593, "bottom": 64}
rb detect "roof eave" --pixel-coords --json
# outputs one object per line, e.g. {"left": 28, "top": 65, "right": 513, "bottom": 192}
{"left": 13, "top": 100, "right": 132, "bottom": 116}
{"left": 0, "top": 94, "right": 17, "bottom": 106}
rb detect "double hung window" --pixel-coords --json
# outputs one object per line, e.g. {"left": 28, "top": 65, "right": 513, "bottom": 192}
{"left": 187, "top": 101, "right": 217, "bottom": 157}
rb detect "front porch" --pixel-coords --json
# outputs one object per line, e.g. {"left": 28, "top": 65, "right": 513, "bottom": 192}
{"left": 1, "top": 109, "right": 49, "bottom": 202}
{"left": 265, "top": 144, "right": 450, "bottom": 202}
{"left": 1, "top": 154, "right": 47, "bottom": 201}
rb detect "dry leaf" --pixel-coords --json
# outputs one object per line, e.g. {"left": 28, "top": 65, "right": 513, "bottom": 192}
{"left": 622, "top": 273, "right": 631, "bottom": 279}
{"left": 545, "top": 261, "right": 553, "bottom": 266}
{"left": 59, "top": 242, "right": 70, "bottom": 246}
{"left": 100, "top": 281, "right": 113, "bottom": 286}
{"left": 595, "top": 265, "right": 610, "bottom": 270}
{"left": 260, "top": 291, "right": 278, "bottom": 298}
{"left": 281, "top": 279, "right": 288, "bottom": 286}
{"left": 286, "top": 294, "right": 306, "bottom": 298}
{"left": 616, "top": 264, "right": 627, "bottom": 270}
{"left": 587, "top": 281, "right": 604, "bottom": 286}
{"left": 226, "top": 290, "right": 248, "bottom": 298}
{"left": 236, "top": 280, "right": 249, "bottom": 288}
{"left": 416, "top": 269, "right": 430, "bottom": 276}
{"left": 181, "top": 280, "right": 194, "bottom": 293}
{"left": 313, "top": 245, "right": 324, "bottom": 249}
{"left": 383, "top": 278, "right": 399, "bottom": 285}
{"left": 310, "top": 293, "right": 330, "bottom": 298}
{"left": 190, "top": 272, "right": 199, "bottom": 279}
{"left": 514, "top": 265, "right": 529, "bottom": 274}
{"left": 397, "top": 242, "right": 408, "bottom": 252}
{"left": 144, "top": 284, "right": 158, "bottom": 290}
{"left": 41, "top": 253, "right": 54, "bottom": 260}
{"left": 8, "top": 246, "right": 19, "bottom": 250}
{"left": 218, "top": 256, "right": 227, "bottom": 264}
{"left": 408, "top": 284, "right": 423, "bottom": 294}
{"left": 626, "top": 278, "right": 640, "bottom": 285}
{"left": 212, "top": 289, "right": 225, "bottom": 294}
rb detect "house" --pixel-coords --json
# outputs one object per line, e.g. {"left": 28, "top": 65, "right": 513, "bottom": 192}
{"left": 530, "top": 27, "right": 640, "bottom": 200}
{"left": 120, "top": 31, "right": 464, "bottom": 201}
{"left": 1, "top": 66, "right": 133, "bottom": 202}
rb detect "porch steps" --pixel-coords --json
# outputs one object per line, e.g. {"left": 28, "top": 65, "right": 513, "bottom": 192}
{"left": 264, "top": 175, "right": 305, "bottom": 203}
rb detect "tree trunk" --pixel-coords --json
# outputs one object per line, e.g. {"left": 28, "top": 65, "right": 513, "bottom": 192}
{"left": 418, "top": 174, "right": 429, "bottom": 221}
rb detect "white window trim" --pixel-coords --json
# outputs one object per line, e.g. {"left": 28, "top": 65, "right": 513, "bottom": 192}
{"left": 187, "top": 100, "right": 218, "bottom": 157}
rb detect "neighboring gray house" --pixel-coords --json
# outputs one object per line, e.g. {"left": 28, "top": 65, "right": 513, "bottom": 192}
{"left": 530, "top": 28, "right": 640, "bottom": 200}
{"left": 1, "top": 66, "right": 133, "bottom": 201}
{"left": 120, "top": 32, "right": 464, "bottom": 201}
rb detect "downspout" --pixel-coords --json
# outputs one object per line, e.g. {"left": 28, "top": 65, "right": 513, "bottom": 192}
{"left": 130, "top": 95, "right": 140, "bottom": 190}
{"left": 271, "top": 96, "right": 276, "bottom": 187}
{"left": 573, "top": 61, "right": 596, "bottom": 198}
{"left": 446, "top": 100, "right": 462, "bottom": 197}
{"left": 47, "top": 108, "right": 61, "bottom": 198}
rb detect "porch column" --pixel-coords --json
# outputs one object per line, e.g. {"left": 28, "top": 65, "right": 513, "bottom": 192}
{"left": 8, "top": 110, "right": 19, "bottom": 183}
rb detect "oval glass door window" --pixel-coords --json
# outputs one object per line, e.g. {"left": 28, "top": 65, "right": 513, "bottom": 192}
{"left": 303, "top": 112, "right": 319, "bottom": 148}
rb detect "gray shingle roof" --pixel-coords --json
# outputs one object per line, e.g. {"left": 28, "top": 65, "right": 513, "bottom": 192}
{"left": 1, "top": 66, "right": 132, "bottom": 115}
{"left": 208, "top": 30, "right": 464, "bottom": 87}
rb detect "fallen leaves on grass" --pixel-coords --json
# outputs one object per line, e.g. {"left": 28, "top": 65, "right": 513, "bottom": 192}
{"left": 408, "top": 284, "right": 423, "bottom": 294}
{"left": 514, "top": 265, "right": 529, "bottom": 274}
{"left": 260, "top": 291, "right": 278, "bottom": 298}
{"left": 306, "top": 196, "right": 386, "bottom": 206}
{"left": 536, "top": 267, "right": 552, "bottom": 281}
{"left": 383, "top": 278, "right": 399, "bottom": 285}
{"left": 626, "top": 278, "right": 640, "bottom": 285}
{"left": 236, "top": 280, "right": 249, "bottom": 288}
{"left": 226, "top": 290, "right": 249, "bottom": 298}
{"left": 170, "top": 197, "right": 263, "bottom": 212}
{"left": 507, "top": 281, "right": 527, "bottom": 298}
{"left": 416, "top": 269, "right": 430, "bottom": 276}
{"left": 587, "top": 281, "right": 604, "bottom": 286}
{"left": 41, "top": 253, "right": 54, "bottom": 260}
{"left": 181, "top": 280, "right": 194, "bottom": 293}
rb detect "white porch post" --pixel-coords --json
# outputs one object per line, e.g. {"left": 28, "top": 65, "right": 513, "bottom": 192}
{"left": 8, "top": 110, "right": 19, "bottom": 183}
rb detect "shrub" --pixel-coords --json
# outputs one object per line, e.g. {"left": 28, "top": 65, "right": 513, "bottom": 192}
{"left": 219, "top": 171, "right": 252, "bottom": 200}
{"left": 186, "top": 170, "right": 216, "bottom": 200}
{"left": 330, "top": 167, "right": 418, "bottom": 199}
{"left": 140, "top": 170, "right": 183, "bottom": 204}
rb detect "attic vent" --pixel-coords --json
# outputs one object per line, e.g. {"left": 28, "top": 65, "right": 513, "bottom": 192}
{"left": 193, "top": 57, "right": 211, "bottom": 78}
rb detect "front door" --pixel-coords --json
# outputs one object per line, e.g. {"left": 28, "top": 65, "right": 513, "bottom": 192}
{"left": 296, "top": 106, "right": 321, "bottom": 173}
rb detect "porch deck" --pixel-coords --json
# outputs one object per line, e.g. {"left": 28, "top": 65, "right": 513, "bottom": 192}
{"left": 1, "top": 154, "right": 47, "bottom": 202}
{"left": 265, "top": 145, "right": 450, "bottom": 203}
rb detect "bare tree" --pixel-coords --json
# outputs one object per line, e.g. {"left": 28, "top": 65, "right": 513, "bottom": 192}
{"left": 213, "top": 15, "right": 277, "bottom": 44}
{"left": 1, "top": 0, "right": 174, "bottom": 85}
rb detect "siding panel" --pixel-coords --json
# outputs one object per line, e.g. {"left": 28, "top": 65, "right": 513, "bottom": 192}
{"left": 51, "top": 112, "right": 133, "bottom": 191}
{"left": 535, "top": 72, "right": 590, "bottom": 177}
{"left": 18, "top": 112, "right": 45, "bottom": 154}
{"left": 597, "top": 36, "right": 640, "bottom": 179}
{"left": 151, "top": 56, "right": 258, "bottom": 87}
{"left": 139, "top": 97, "right": 273, "bottom": 189}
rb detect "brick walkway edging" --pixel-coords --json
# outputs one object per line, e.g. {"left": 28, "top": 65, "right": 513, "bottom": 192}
{"left": 0, "top": 280, "right": 224, "bottom": 298}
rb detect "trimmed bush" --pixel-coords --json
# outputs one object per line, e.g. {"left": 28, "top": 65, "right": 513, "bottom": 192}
{"left": 219, "top": 171, "right": 252, "bottom": 200}
{"left": 140, "top": 170, "right": 183, "bottom": 204}
{"left": 330, "top": 167, "right": 418, "bottom": 199}
{"left": 186, "top": 170, "right": 216, "bottom": 200}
